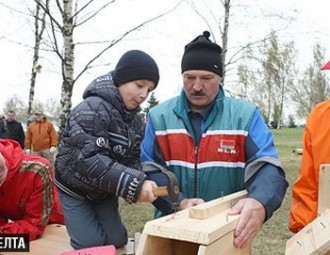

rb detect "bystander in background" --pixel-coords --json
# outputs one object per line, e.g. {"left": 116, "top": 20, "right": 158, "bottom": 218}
{"left": 0, "top": 115, "right": 7, "bottom": 139}
{"left": 3, "top": 110, "right": 25, "bottom": 149}
{"left": 24, "top": 110, "right": 58, "bottom": 168}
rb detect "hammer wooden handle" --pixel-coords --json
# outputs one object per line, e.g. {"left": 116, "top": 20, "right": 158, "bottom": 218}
{"left": 153, "top": 186, "right": 168, "bottom": 197}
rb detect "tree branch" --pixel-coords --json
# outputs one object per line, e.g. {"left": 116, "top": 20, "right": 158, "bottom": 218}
{"left": 74, "top": 1, "right": 184, "bottom": 81}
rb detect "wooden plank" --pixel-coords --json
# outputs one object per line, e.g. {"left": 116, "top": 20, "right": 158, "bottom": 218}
{"left": 134, "top": 232, "right": 141, "bottom": 253}
{"left": 292, "top": 148, "right": 303, "bottom": 156}
{"left": 141, "top": 192, "right": 243, "bottom": 245}
{"left": 0, "top": 224, "right": 134, "bottom": 255}
{"left": 310, "top": 209, "right": 330, "bottom": 255}
{"left": 142, "top": 207, "right": 240, "bottom": 245}
{"left": 0, "top": 224, "right": 72, "bottom": 255}
{"left": 137, "top": 220, "right": 250, "bottom": 255}
{"left": 197, "top": 230, "right": 251, "bottom": 255}
{"left": 318, "top": 164, "right": 330, "bottom": 215}
{"left": 286, "top": 209, "right": 330, "bottom": 255}
{"left": 286, "top": 224, "right": 312, "bottom": 254}
{"left": 287, "top": 164, "right": 330, "bottom": 255}
{"left": 137, "top": 191, "right": 253, "bottom": 255}
{"left": 189, "top": 190, "right": 248, "bottom": 219}
{"left": 135, "top": 233, "right": 200, "bottom": 255}
{"left": 286, "top": 224, "right": 315, "bottom": 255}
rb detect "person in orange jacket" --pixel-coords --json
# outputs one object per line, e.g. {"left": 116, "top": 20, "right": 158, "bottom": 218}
{"left": 0, "top": 139, "right": 64, "bottom": 240}
{"left": 24, "top": 111, "right": 58, "bottom": 168}
{"left": 289, "top": 60, "right": 330, "bottom": 233}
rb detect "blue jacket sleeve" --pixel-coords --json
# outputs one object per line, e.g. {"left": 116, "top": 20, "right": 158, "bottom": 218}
{"left": 245, "top": 109, "right": 288, "bottom": 221}
{"left": 141, "top": 115, "right": 185, "bottom": 215}
{"left": 141, "top": 114, "right": 165, "bottom": 164}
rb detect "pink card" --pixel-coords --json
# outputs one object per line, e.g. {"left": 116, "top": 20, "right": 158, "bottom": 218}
{"left": 59, "top": 245, "right": 116, "bottom": 255}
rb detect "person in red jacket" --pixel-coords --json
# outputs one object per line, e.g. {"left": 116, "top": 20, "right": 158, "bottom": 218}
{"left": 0, "top": 139, "right": 64, "bottom": 240}
{"left": 289, "top": 60, "right": 330, "bottom": 233}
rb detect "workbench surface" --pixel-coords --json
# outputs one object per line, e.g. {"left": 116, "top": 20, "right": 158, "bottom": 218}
{"left": 0, "top": 224, "right": 135, "bottom": 255}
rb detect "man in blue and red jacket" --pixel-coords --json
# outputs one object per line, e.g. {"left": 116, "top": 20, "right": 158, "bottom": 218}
{"left": 0, "top": 139, "right": 64, "bottom": 240}
{"left": 141, "top": 31, "right": 288, "bottom": 249}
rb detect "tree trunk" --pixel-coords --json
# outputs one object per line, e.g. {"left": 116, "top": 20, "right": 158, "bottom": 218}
{"left": 28, "top": 2, "right": 47, "bottom": 121}
{"left": 59, "top": 0, "right": 75, "bottom": 135}
{"left": 221, "top": 0, "right": 230, "bottom": 84}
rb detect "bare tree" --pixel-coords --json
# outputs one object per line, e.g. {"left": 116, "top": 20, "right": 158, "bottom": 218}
{"left": 2, "top": 95, "right": 60, "bottom": 129}
{"left": 27, "top": 0, "right": 49, "bottom": 118}
{"left": 236, "top": 46, "right": 257, "bottom": 100}
{"left": 237, "top": 33, "right": 296, "bottom": 127}
{"left": 261, "top": 34, "right": 296, "bottom": 128}
{"left": 185, "top": 0, "right": 231, "bottom": 83}
{"left": 34, "top": 0, "right": 182, "bottom": 134}
{"left": 2, "top": 95, "right": 27, "bottom": 123}
{"left": 185, "top": 0, "right": 295, "bottom": 87}
{"left": 290, "top": 44, "right": 330, "bottom": 119}
{"left": 45, "top": 98, "right": 61, "bottom": 128}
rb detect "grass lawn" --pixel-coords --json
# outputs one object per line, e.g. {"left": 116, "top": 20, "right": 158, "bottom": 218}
{"left": 119, "top": 127, "right": 304, "bottom": 255}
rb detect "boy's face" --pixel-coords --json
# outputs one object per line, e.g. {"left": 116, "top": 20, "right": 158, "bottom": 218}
{"left": 0, "top": 153, "right": 8, "bottom": 187}
{"left": 118, "top": 79, "right": 155, "bottom": 110}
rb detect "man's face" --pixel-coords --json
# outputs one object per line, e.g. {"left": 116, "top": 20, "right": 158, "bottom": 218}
{"left": 182, "top": 70, "right": 221, "bottom": 112}
{"left": 7, "top": 112, "right": 15, "bottom": 122}
{"left": 35, "top": 113, "right": 43, "bottom": 121}
{"left": 0, "top": 153, "right": 8, "bottom": 187}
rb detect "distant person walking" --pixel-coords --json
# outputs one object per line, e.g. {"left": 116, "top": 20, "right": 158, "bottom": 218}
{"left": 24, "top": 110, "right": 58, "bottom": 168}
{"left": 4, "top": 110, "right": 25, "bottom": 149}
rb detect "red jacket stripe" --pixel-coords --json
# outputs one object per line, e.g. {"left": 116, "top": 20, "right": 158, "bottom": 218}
{"left": 156, "top": 132, "right": 246, "bottom": 164}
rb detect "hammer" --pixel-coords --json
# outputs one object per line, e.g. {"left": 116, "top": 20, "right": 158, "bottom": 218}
{"left": 142, "top": 161, "right": 180, "bottom": 211}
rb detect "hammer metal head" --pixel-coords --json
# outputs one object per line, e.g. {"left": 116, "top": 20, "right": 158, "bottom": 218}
{"left": 142, "top": 161, "right": 180, "bottom": 210}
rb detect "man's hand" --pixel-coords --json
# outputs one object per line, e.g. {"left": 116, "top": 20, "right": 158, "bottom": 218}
{"left": 49, "top": 146, "right": 57, "bottom": 154}
{"left": 136, "top": 180, "right": 158, "bottom": 203}
{"left": 227, "top": 198, "right": 265, "bottom": 248}
{"left": 179, "top": 198, "right": 204, "bottom": 210}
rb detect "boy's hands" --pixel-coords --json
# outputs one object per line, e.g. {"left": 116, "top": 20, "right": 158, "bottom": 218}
{"left": 136, "top": 180, "right": 158, "bottom": 203}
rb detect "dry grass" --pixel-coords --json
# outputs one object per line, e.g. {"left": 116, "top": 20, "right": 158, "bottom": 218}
{"left": 119, "top": 127, "right": 304, "bottom": 255}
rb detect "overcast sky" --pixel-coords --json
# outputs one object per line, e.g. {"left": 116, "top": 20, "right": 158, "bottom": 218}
{"left": 0, "top": 0, "right": 329, "bottom": 114}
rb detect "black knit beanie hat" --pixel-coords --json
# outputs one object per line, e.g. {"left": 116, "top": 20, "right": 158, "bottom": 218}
{"left": 113, "top": 50, "right": 159, "bottom": 87}
{"left": 181, "top": 31, "right": 223, "bottom": 76}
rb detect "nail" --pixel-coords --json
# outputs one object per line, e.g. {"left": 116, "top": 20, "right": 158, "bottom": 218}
{"left": 320, "top": 222, "right": 326, "bottom": 229}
